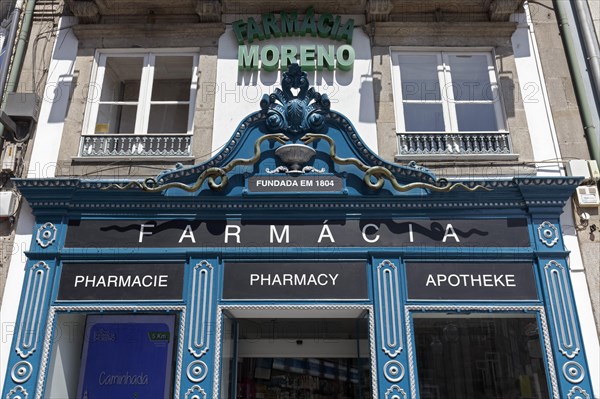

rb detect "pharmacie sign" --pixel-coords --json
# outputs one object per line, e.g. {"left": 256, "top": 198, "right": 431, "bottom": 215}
{"left": 65, "top": 218, "right": 530, "bottom": 248}
{"left": 58, "top": 263, "right": 184, "bottom": 301}
{"left": 234, "top": 9, "right": 355, "bottom": 71}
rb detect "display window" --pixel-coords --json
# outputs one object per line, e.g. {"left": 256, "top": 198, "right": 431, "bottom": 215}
{"left": 42, "top": 311, "right": 182, "bottom": 399}
{"left": 218, "top": 307, "right": 374, "bottom": 399}
{"left": 410, "top": 312, "right": 552, "bottom": 399}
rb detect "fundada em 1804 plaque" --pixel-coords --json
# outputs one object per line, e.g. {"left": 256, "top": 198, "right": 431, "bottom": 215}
{"left": 223, "top": 262, "right": 368, "bottom": 300}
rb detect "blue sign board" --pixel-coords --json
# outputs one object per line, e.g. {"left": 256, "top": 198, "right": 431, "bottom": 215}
{"left": 77, "top": 315, "right": 176, "bottom": 399}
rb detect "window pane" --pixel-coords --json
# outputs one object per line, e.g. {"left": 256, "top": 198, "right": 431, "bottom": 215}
{"left": 414, "top": 315, "right": 550, "bottom": 399}
{"left": 448, "top": 54, "right": 493, "bottom": 101}
{"left": 147, "top": 104, "right": 189, "bottom": 133}
{"left": 152, "top": 56, "right": 194, "bottom": 101}
{"left": 100, "top": 57, "right": 143, "bottom": 102}
{"left": 398, "top": 54, "right": 441, "bottom": 101}
{"left": 95, "top": 104, "right": 137, "bottom": 133}
{"left": 404, "top": 103, "right": 445, "bottom": 132}
{"left": 456, "top": 103, "right": 498, "bottom": 131}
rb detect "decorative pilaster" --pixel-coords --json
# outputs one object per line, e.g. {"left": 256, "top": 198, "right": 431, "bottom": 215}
{"left": 181, "top": 260, "right": 217, "bottom": 399}
{"left": 372, "top": 259, "right": 410, "bottom": 398}
{"left": 2, "top": 261, "right": 55, "bottom": 399}
{"left": 538, "top": 259, "right": 594, "bottom": 399}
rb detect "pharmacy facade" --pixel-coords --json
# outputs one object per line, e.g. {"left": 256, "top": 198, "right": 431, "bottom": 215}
{"left": 1, "top": 64, "right": 596, "bottom": 399}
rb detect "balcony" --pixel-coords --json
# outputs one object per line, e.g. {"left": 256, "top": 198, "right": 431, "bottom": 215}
{"left": 79, "top": 134, "right": 192, "bottom": 158}
{"left": 395, "top": 132, "right": 518, "bottom": 161}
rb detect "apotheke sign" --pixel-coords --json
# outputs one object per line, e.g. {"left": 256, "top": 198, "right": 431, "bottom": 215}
{"left": 406, "top": 262, "right": 538, "bottom": 301}
{"left": 234, "top": 9, "right": 355, "bottom": 71}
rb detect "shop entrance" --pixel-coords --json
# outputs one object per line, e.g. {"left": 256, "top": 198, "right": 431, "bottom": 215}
{"left": 220, "top": 309, "right": 373, "bottom": 399}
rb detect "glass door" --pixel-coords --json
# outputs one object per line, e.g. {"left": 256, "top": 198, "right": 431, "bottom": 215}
{"left": 221, "top": 311, "right": 238, "bottom": 399}
{"left": 220, "top": 311, "right": 372, "bottom": 399}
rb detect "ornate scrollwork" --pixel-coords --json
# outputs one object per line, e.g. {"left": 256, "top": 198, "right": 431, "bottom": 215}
{"left": 187, "top": 360, "right": 208, "bottom": 383}
{"left": 301, "top": 133, "right": 491, "bottom": 193}
{"left": 104, "top": 133, "right": 288, "bottom": 192}
{"left": 538, "top": 221, "right": 559, "bottom": 247}
{"left": 261, "top": 63, "right": 330, "bottom": 135}
{"left": 563, "top": 361, "right": 585, "bottom": 384}
{"left": 384, "top": 385, "right": 406, "bottom": 399}
{"left": 36, "top": 222, "right": 57, "bottom": 248}
{"left": 185, "top": 385, "right": 206, "bottom": 399}
{"left": 6, "top": 386, "right": 28, "bottom": 399}
{"left": 11, "top": 361, "right": 33, "bottom": 383}
{"left": 567, "top": 386, "right": 590, "bottom": 399}
{"left": 383, "top": 360, "right": 405, "bottom": 383}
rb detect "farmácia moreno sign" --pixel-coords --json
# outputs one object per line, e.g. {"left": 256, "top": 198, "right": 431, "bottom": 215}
{"left": 234, "top": 8, "right": 355, "bottom": 71}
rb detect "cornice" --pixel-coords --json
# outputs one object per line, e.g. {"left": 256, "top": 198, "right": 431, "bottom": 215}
{"left": 72, "top": 22, "right": 225, "bottom": 47}
{"left": 367, "top": 21, "right": 518, "bottom": 45}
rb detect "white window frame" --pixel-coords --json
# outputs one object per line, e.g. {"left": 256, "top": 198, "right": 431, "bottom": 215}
{"left": 83, "top": 48, "right": 200, "bottom": 135}
{"left": 390, "top": 47, "right": 507, "bottom": 134}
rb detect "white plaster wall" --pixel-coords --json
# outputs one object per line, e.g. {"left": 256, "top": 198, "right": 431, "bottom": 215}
{"left": 0, "top": 16, "right": 78, "bottom": 389}
{"left": 27, "top": 16, "right": 78, "bottom": 178}
{"left": 512, "top": 7, "right": 600, "bottom": 398}
{"left": 211, "top": 26, "right": 378, "bottom": 155}
{"left": 0, "top": 202, "right": 33, "bottom": 389}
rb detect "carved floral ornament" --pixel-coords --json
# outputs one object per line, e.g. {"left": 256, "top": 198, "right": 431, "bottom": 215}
{"left": 538, "top": 221, "right": 559, "bottom": 247}
{"left": 36, "top": 222, "right": 57, "bottom": 248}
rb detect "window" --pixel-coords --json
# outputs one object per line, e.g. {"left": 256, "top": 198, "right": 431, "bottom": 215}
{"left": 391, "top": 49, "right": 512, "bottom": 158}
{"left": 80, "top": 50, "right": 198, "bottom": 157}
{"left": 412, "top": 313, "right": 551, "bottom": 399}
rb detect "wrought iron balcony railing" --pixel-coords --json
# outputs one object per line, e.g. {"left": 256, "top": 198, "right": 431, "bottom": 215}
{"left": 79, "top": 134, "right": 192, "bottom": 157}
{"left": 396, "top": 132, "right": 513, "bottom": 158}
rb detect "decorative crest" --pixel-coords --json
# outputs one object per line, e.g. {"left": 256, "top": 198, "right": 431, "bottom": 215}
{"left": 260, "top": 63, "right": 331, "bottom": 135}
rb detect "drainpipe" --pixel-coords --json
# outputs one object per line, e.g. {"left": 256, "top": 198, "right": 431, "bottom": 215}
{"left": 573, "top": 0, "right": 600, "bottom": 104}
{"left": 553, "top": 0, "right": 600, "bottom": 169}
{"left": 0, "top": 0, "right": 36, "bottom": 145}
{"left": 0, "top": 0, "right": 24, "bottom": 102}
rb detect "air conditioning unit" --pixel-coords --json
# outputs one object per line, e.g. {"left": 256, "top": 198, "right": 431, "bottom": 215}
{"left": 566, "top": 160, "right": 600, "bottom": 182}
{"left": 0, "top": 191, "right": 18, "bottom": 218}
{"left": 1, "top": 143, "right": 19, "bottom": 173}
{"left": 575, "top": 186, "right": 600, "bottom": 207}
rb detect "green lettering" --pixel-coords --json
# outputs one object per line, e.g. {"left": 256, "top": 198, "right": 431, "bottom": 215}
{"left": 280, "top": 12, "right": 299, "bottom": 36}
{"left": 262, "top": 13, "right": 281, "bottom": 39}
{"left": 336, "top": 45, "right": 354, "bottom": 71}
{"left": 317, "top": 13, "right": 333, "bottom": 38}
{"left": 316, "top": 45, "right": 335, "bottom": 71}
{"left": 331, "top": 16, "right": 341, "bottom": 38}
{"left": 232, "top": 19, "right": 247, "bottom": 44}
{"left": 246, "top": 17, "right": 265, "bottom": 43}
{"left": 300, "top": 45, "right": 316, "bottom": 71}
{"left": 300, "top": 8, "right": 317, "bottom": 37}
{"left": 238, "top": 45, "right": 259, "bottom": 70}
{"left": 261, "top": 45, "right": 280, "bottom": 71}
{"left": 335, "top": 18, "right": 354, "bottom": 44}
{"left": 281, "top": 45, "right": 298, "bottom": 68}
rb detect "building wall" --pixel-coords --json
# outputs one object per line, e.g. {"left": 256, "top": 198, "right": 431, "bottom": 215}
{"left": 589, "top": 0, "right": 600, "bottom": 43}
{"left": 2, "top": 1, "right": 600, "bottom": 397}
{"left": 531, "top": 0, "right": 600, "bottom": 332}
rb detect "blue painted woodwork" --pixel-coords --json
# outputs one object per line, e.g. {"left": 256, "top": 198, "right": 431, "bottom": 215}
{"left": 2, "top": 65, "right": 595, "bottom": 399}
